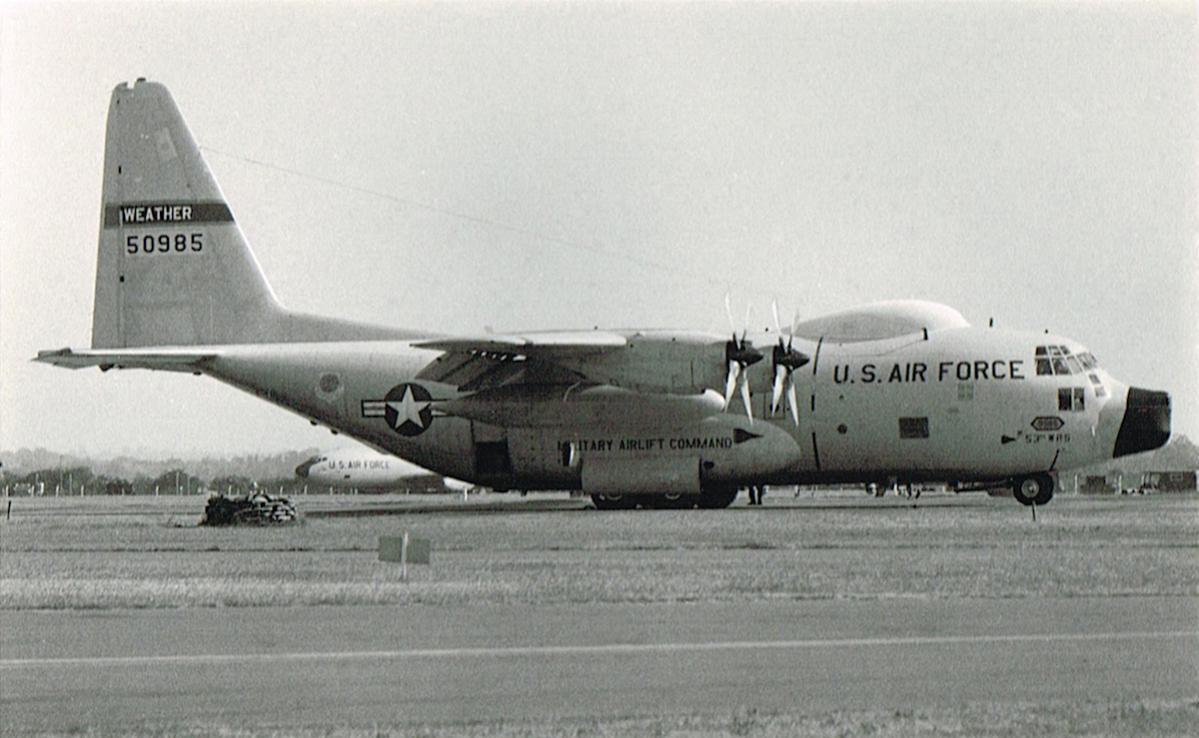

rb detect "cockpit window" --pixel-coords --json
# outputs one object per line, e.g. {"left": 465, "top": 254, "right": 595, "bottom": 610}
{"left": 1058, "top": 387, "right": 1085, "bottom": 412}
{"left": 1036, "top": 345, "right": 1096, "bottom": 376}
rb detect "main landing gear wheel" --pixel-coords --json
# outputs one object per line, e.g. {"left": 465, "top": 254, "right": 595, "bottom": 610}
{"left": 590, "top": 493, "right": 635, "bottom": 511}
{"left": 657, "top": 492, "right": 692, "bottom": 510}
{"left": 696, "top": 486, "right": 739, "bottom": 509}
{"left": 1012, "top": 473, "right": 1054, "bottom": 507}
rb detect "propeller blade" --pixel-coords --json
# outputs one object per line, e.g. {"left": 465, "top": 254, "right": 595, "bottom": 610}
{"left": 741, "top": 303, "right": 753, "bottom": 344}
{"left": 771, "top": 300, "right": 781, "bottom": 334}
{"left": 724, "top": 292, "right": 737, "bottom": 336}
{"left": 723, "top": 360, "right": 740, "bottom": 410}
{"left": 739, "top": 372, "right": 754, "bottom": 424}
{"left": 786, "top": 381, "right": 800, "bottom": 427}
{"left": 771, "top": 365, "right": 787, "bottom": 414}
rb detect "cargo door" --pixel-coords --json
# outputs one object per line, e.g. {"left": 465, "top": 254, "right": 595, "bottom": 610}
{"left": 471, "top": 421, "right": 512, "bottom": 484}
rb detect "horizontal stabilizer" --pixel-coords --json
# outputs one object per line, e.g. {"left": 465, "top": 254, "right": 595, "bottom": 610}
{"left": 34, "top": 347, "right": 215, "bottom": 372}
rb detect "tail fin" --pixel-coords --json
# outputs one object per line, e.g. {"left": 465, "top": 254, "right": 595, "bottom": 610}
{"left": 92, "top": 79, "right": 408, "bottom": 348}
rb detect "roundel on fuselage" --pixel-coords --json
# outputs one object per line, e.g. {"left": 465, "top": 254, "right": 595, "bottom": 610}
{"left": 361, "top": 382, "right": 434, "bottom": 436}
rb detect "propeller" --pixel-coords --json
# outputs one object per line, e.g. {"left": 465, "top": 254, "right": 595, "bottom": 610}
{"left": 769, "top": 300, "right": 810, "bottom": 426}
{"left": 723, "top": 294, "right": 764, "bottom": 423}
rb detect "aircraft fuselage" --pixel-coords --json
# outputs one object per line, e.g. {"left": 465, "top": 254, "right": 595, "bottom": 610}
{"left": 201, "top": 324, "right": 1154, "bottom": 494}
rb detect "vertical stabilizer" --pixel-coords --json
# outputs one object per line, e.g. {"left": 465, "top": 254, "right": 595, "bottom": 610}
{"left": 92, "top": 79, "right": 408, "bottom": 348}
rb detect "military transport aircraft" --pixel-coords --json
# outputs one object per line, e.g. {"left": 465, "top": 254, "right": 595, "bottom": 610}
{"left": 296, "top": 446, "right": 472, "bottom": 493}
{"left": 37, "top": 80, "right": 1171, "bottom": 509}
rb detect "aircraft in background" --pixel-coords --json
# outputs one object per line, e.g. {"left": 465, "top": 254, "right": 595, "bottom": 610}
{"left": 296, "top": 446, "right": 472, "bottom": 493}
{"left": 37, "top": 80, "right": 1171, "bottom": 510}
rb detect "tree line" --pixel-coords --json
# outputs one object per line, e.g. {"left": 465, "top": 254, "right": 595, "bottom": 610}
{"left": 1, "top": 466, "right": 320, "bottom": 497}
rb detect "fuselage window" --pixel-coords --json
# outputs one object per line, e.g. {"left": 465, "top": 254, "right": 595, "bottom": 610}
{"left": 899, "top": 417, "right": 930, "bottom": 439}
{"left": 1058, "top": 387, "right": 1085, "bottom": 412}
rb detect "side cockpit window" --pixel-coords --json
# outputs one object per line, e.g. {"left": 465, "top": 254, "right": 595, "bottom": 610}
{"left": 1036, "top": 345, "right": 1052, "bottom": 375}
{"left": 1058, "top": 387, "right": 1085, "bottom": 412}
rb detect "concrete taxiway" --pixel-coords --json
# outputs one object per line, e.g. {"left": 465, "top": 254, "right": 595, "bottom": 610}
{"left": 2, "top": 596, "right": 1195, "bottom": 732}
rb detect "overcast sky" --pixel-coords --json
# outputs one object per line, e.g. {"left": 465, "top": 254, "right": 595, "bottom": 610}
{"left": 1, "top": 1, "right": 1195, "bottom": 457}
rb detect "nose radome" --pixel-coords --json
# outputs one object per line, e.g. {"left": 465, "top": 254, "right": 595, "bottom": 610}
{"left": 1113, "top": 387, "right": 1171, "bottom": 458}
{"left": 295, "top": 457, "right": 319, "bottom": 478}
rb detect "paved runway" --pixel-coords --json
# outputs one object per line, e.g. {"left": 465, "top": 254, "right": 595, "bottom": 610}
{"left": 2, "top": 596, "right": 1195, "bottom": 732}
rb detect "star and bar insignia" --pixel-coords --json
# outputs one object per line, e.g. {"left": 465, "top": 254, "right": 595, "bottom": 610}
{"left": 362, "top": 383, "right": 434, "bottom": 436}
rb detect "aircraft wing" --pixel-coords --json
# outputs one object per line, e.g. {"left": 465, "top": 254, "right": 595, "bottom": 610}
{"left": 414, "top": 331, "right": 628, "bottom": 358}
{"left": 34, "top": 347, "right": 216, "bottom": 372}
{"left": 414, "top": 331, "right": 635, "bottom": 391}
{"left": 415, "top": 329, "right": 727, "bottom": 396}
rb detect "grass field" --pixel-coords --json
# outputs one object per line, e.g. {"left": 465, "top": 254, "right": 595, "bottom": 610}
{"left": 23, "top": 699, "right": 1199, "bottom": 738}
{"left": 2, "top": 493, "right": 1196, "bottom": 737}
{"left": 2, "top": 493, "right": 1196, "bottom": 609}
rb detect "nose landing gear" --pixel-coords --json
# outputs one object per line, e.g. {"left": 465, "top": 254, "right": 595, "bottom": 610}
{"left": 1012, "top": 473, "right": 1055, "bottom": 506}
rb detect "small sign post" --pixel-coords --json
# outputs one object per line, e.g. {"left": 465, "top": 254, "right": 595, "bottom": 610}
{"left": 379, "top": 533, "right": 431, "bottom": 580}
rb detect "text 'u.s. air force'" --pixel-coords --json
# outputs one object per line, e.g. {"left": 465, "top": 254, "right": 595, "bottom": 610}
{"left": 833, "top": 360, "right": 1026, "bottom": 384}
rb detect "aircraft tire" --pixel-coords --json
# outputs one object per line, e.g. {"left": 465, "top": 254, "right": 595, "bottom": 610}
{"left": 591, "top": 493, "right": 633, "bottom": 511}
{"left": 1012, "top": 474, "right": 1054, "bottom": 506}
{"left": 696, "top": 486, "right": 738, "bottom": 509}
{"left": 1033, "top": 476, "right": 1055, "bottom": 505}
{"left": 656, "top": 492, "right": 692, "bottom": 510}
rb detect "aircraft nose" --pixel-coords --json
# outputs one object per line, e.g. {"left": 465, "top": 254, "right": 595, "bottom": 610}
{"left": 1113, "top": 387, "right": 1171, "bottom": 458}
{"left": 295, "top": 457, "right": 319, "bottom": 478}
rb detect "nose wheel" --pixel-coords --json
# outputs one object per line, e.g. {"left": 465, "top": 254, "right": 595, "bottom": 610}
{"left": 1012, "top": 473, "right": 1055, "bottom": 506}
